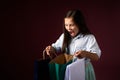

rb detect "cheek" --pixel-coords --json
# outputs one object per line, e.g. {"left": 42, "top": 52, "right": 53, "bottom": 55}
{"left": 65, "top": 26, "right": 68, "bottom": 31}
{"left": 76, "top": 28, "right": 79, "bottom": 33}
{"left": 74, "top": 27, "right": 79, "bottom": 33}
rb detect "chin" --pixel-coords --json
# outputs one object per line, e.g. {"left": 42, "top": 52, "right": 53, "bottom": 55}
{"left": 71, "top": 35, "right": 75, "bottom": 37}
{"left": 71, "top": 34, "right": 78, "bottom": 37}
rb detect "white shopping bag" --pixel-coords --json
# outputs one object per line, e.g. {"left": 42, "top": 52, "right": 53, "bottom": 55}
{"left": 64, "top": 58, "right": 85, "bottom": 80}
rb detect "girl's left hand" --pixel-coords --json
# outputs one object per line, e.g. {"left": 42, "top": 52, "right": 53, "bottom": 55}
{"left": 74, "top": 50, "right": 86, "bottom": 58}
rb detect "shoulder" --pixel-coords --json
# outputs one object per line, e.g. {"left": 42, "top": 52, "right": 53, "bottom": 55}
{"left": 57, "top": 33, "right": 64, "bottom": 40}
{"left": 79, "top": 34, "right": 96, "bottom": 41}
{"left": 59, "top": 33, "right": 64, "bottom": 38}
{"left": 84, "top": 34, "right": 95, "bottom": 38}
{"left": 84, "top": 34, "right": 98, "bottom": 43}
{"left": 77, "top": 33, "right": 95, "bottom": 39}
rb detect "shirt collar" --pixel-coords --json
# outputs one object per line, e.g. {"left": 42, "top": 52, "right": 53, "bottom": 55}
{"left": 72, "top": 33, "right": 84, "bottom": 41}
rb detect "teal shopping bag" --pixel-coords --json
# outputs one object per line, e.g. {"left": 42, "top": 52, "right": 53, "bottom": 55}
{"left": 49, "top": 54, "right": 73, "bottom": 80}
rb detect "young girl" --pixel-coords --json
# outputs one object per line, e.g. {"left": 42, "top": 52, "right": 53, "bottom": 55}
{"left": 45, "top": 9, "right": 101, "bottom": 80}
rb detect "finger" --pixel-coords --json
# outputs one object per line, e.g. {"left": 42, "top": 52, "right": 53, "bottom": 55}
{"left": 46, "top": 50, "right": 50, "bottom": 55}
{"left": 47, "top": 46, "right": 50, "bottom": 49}
{"left": 74, "top": 52, "right": 78, "bottom": 56}
{"left": 46, "top": 46, "right": 50, "bottom": 51}
{"left": 47, "top": 46, "right": 52, "bottom": 50}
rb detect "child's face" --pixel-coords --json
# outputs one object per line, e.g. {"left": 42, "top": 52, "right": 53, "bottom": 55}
{"left": 64, "top": 17, "right": 79, "bottom": 37}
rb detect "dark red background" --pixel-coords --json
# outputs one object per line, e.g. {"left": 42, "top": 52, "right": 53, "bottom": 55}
{"left": 1, "top": 0, "right": 120, "bottom": 80}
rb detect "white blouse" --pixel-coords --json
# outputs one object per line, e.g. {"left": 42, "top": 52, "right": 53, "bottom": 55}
{"left": 52, "top": 33, "right": 101, "bottom": 58}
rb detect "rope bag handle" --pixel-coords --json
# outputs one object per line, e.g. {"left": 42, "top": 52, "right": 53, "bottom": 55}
{"left": 42, "top": 50, "right": 57, "bottom": 60}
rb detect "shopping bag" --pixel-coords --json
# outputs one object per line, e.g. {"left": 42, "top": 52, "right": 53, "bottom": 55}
{"left": 34, "top": 50, "right": 54, "bottom": 80}
{"left": 64, "top": 58, "right": 85, "bottom": 80}
{"left": 34, "top": 58, "right": 50, "bottom": 80}
{"left": 49, "top": 53, "right": 73, "bottom": 80}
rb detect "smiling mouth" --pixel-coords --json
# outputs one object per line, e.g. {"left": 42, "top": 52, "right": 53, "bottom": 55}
{"left": 69, "top": 31, "right": 74, "bottom": 35}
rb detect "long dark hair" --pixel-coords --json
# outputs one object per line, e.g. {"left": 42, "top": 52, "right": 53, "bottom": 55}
{"left": 61, "top": 9, "right": 92, "bottom": 53}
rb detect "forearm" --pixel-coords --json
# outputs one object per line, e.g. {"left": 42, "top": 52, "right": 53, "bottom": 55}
{"left": 80, "top": 51, "right": 99, "bottom": 61}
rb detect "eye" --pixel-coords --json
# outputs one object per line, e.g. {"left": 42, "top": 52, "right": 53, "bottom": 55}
{"left": 65, "top": 24, "right": 68, "bottom": 27}
{"left": 70, "top": 24, "right": 74, "bottom": 26}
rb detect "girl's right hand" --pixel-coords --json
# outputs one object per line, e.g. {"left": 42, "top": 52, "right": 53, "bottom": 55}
{"left": 45, "top": 45, "right": 56, "bottom": 56}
